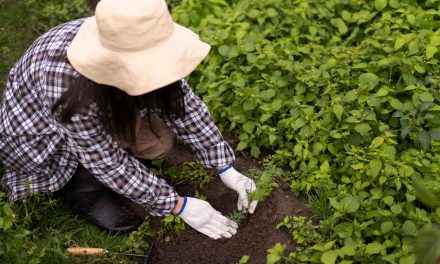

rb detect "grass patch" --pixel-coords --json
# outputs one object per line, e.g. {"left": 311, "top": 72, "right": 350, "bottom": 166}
{"left": 0, "top": 193, "right": 138, "bottom": 263}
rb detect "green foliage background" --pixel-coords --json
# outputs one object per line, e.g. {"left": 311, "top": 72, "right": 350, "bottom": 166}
{"left": 1, "top": 0, "right": 440, "bottom": 263}
{"left": 171, "top": 0, "right": 440, "bottom": 263}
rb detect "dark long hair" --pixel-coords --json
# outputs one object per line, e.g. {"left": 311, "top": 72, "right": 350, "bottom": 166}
{"left": 52, "top": 75, "right": 185, "bottom": 144}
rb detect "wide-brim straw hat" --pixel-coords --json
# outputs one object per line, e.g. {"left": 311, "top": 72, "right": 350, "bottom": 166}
{"left": 67, "top": 0, "right": 210, "bottom": 95}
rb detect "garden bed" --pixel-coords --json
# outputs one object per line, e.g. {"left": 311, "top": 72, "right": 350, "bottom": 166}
{"left": 142, "top": 142, "right": 312, "bottom": 263}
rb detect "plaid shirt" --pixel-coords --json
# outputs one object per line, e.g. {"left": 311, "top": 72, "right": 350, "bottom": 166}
{"left": 0, "top": 18, "right": 235, "bottom": 216}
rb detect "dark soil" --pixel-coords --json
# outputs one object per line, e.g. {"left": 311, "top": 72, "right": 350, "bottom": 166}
{"left": 144, "top": 142, "right": 312, "bottom": 264}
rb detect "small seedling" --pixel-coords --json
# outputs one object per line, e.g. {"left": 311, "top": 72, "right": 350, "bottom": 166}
{"left": 158, "top": 214, "right": 186, "bottom": 242}
{"left": 123, "top": 218, "right": 156, "bottom": 254}
{"left": 228, "top": 211, "right": 246, "bottom": 226}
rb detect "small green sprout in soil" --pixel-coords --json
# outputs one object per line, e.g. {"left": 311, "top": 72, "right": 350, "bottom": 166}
{"left": 228, "top": 211, "right": 247, "bottom": 226}
{"left": 123, "top": 218, "right": 156, "bottom": 254}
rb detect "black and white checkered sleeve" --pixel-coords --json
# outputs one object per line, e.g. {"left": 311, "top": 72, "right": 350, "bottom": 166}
{"left": 60, "top": 107, "right": 178, "bottom": 216}
{"left": 164, "top": 80, "right": 236, "bottom": 168}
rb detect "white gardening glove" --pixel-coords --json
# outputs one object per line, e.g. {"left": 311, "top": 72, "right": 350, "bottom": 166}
{"left": 176, "top": 196, "right": 238, "bottom": 239}
{"left": 218, "top": 165, "right": 258, "bottom": 214}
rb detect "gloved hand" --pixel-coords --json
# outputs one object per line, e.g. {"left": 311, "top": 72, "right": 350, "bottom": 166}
{"left": 218, "top": 165, "right": 258, "bottom": 214}
{"left": 176, "top": 196, "right": 238, "bottom": 239}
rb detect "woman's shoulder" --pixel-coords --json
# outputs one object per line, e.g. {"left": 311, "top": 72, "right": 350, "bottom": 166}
{"left": 28, "top": 18, "right": 88, "bottom": 61}
{"left": 10, "top": 18, "right": 87, "bottom": 84}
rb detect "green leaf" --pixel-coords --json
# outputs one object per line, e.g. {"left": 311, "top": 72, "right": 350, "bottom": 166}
{"left": 383, "top": 146, "right": 396, "bottom": 160}
{"left": 389, "top": 0, "right": 400, "bottom": 8}
{"left": 408, "top": 41, "right": 420, "bottom": 55}
{"left": 368, "top": 159, "right": 382, "bottom": 177}
{"left": 359, "top": 73, "right": 379, "bottom": 90}
{"left": 329, "top": 198, "right": 341, "bottom": 210}
{"left": 343, "top": 90, "right": 357, "bottom": 102}
{"left": 218, "top": 45, "right": 230, "bottom": 56}
{"left": 334, "top": 222, "right": 353, "bottom": 239}
{"left": 340, "top": 244, "right": 356, "bottom": 256}
{"left": 355, "top": 123, "right": 371, "bottom": 135}
{"left": 419, "top": 131, "right": 431, "bottom": 149}
{"left": 250, "top": 145, "right": 261, "bottom": 157}
{"left": 376, "top": 87, "right": 389, "bottom": 97}
{"left": 321, "top": 250, "right": 340, "bottom": 264}
{"left": 332, "top": 104, "right": 344, "bottom": 121}
{"left": 399, "top": 254, "right": 416, "bottom": 264}
{"left": 331, "top": 18, "right": 348, "bottom": 35}
{"left": 419, "top": 92, "right": 434, "bottom": 102}
{"left": 267, "top": 8, "right": 278, "bottom": 17}
{"left": 267, "top": 243, "right": 285, "bottom": 264}
{"left": 312, "top": 142, "right": 324, "bottom": 154}
{"left": 294, "top": 118, "right": 306, "bottom": 129}
{"left": 365, "top": 242, "right": 384, "bottom": 255}
{"left": 242, "top": 121, "right": 255, "bottom": 134}
{"left": 402, "top": 220, "right": 416, "bottom": 236}
{"left": 391, "top": 204, "right": 402, "bottom": 214}
{"left": 413, "top": 176, "right": 440, "bottom": 208}
{"left": 426, "top": 45, "right": 438, "bottom": 59}
{"left": 381, "top": 221, "right": 394, "bottom": 233}
{"left": 266, "top": 254, "right": 281, "bottom": 264}
{"left": 260, "top": 89, "right": 276, "bottom": 101}
{"left": 271, "top": 99, "right": 283, "bottom": 112}
{"left": 370, "top": 137, "right": 384, "bottom": 149}
{"left": 341, "top": 195, "right": 360, "bottom": 213}
{"left": 238, "top": 255, "right": 250, "bottom": 264}
{"left": 247, "top": 53, "right": 258, "bottom": 63}
{"left": 374, "top": 0, "right": 387, "bottom": 11}
{"left": 236, "top": 141, "right": 248, "bottom": 151}
{"left": 269, "top": 134, "right": 277, "bottom": 145}
{"left": 390, "top": 98, "right": 404, "bottom": 110}
{"left": 242, "top": 42, "right": 255, "bottom": 52}
{"left": 395, "top": 37, "right": 407, "bottom": 50}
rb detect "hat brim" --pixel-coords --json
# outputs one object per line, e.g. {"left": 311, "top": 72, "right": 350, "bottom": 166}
{"left": 67, "top": 17, "right": 210, "bottom": 95}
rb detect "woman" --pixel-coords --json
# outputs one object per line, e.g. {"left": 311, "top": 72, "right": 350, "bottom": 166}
{"left": 0, "top": 0, "right": 257, "bottom": 239}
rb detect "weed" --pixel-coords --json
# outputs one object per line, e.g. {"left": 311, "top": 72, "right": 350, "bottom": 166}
{"left": 158, "top": 214, "right": 186, "bottom": 242}
{"left": 123, "top": 218, "right": 155, "bottom": 254}
{"left": 276, "top": 216, "right": 322, "bottom": 248}
{"left": 228, "top": 211, "right": 246, "bottom": 226}
{"left": 166, "top": 161, "right": 213, "bottom": 190}
{"left": 248, "top": 166, "right": 282, "bottom": 202}
{"left": 306, "top": 190, "right": 332, "bottom": 220}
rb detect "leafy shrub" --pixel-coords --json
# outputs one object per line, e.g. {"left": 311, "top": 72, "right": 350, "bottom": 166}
{"left": 165, "top": 161, "right": 213, "bottom": 190}
{"left": 23, "top": 0, "right": 90, "bottom": 32}
{"left": 172, "top": 0, "right": 440, "bottom": 262}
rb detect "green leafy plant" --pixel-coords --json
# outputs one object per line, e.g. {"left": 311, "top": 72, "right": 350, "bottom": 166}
{"left": 123, "top": 218, "right": 155, "bottom": 254}
{"left": 171, "top": 0, "right": 440, "bottom": 262}
{"left": 158, "top": 214, "right": 186, "bottom": 242}
{"left": 248, "top": 166, "right": 282, "bottom": 201}
{"left": 277, "top": 216, "right": 323, "bottom": 248}
{"left": 267, "top": 243, "right": 286, "bottom": 264}
{"left": 228, "top": 211, "right": 246, "bottom": 226}
{"left": 166, "top": 161, "right": 213, "bottom": 190}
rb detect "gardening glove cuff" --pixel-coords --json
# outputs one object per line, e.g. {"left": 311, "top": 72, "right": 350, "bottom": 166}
{"left": 176, "top": 196, "right": 238, "bottom": 240}
{"left": 218, "top": 165, "right": 258, "bottom": 214}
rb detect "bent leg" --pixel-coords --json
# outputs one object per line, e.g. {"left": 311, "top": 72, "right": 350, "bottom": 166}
{"left": 66, "top": 165, "right": 141, "bottom": 232}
